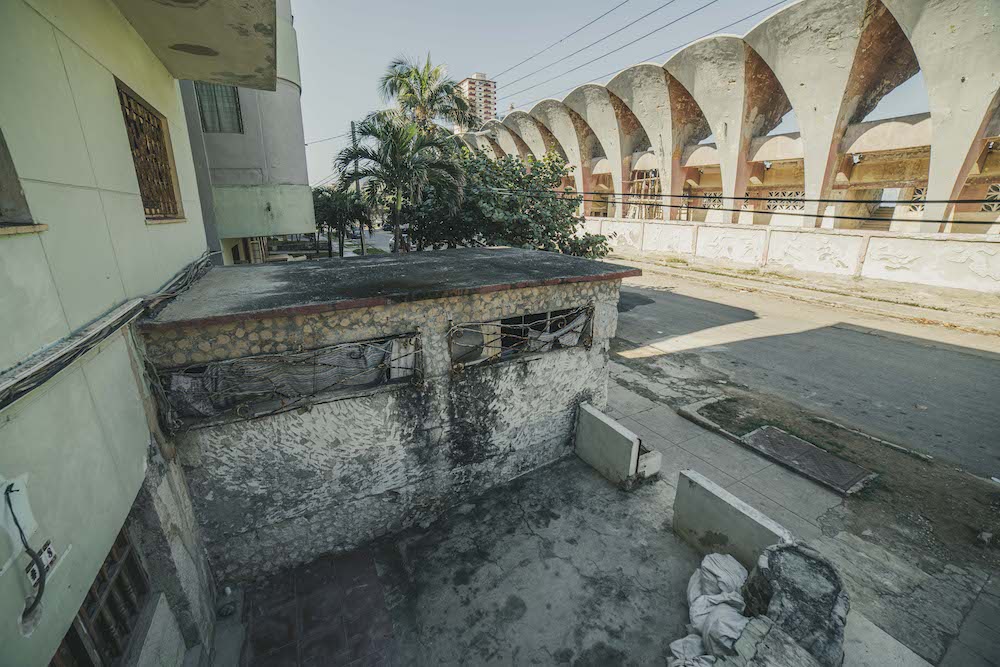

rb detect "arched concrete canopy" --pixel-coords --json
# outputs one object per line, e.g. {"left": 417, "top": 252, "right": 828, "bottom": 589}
{"left": 563, "top": 85, "right": 633, "bottom": 217}
{"left": 503, "top": 111, "right": 563, "bottom": 161}
{"left": 882, "top": 0, "right": 1000, "bottom": 227}
{"left": 474, "top": 133, "right": 504, "bottom": 160}
{"left": 666, "top": 35, "right": 791, "bottom": 221}
{"left": 457, "top": 133, "right": 479, "bottom": 152}
{"left": 482, "top": 119, "right": 533, "bottom": 160}
{"left": 530, "top": 99, "right": 591, "bottom": 196}
{"left": 744, "top": 0, "right": 870, "bottom": 224}
{"left": 606, "top": 64, "right": 676, "bottom": 209}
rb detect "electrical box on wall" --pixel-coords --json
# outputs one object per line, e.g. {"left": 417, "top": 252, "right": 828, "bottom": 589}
{"left": 1, "top": 474, "right": 39, "bottom": 577}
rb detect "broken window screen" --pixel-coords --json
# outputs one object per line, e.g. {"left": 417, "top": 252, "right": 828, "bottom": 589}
{"left": 449, "top": 305, "right": 592, "bottom": 368}
{"left": 162, "top": 334, "right": 420, "bottom": 420}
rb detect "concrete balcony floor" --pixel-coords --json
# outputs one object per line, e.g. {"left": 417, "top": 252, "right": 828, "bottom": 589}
{"left": 238, "top": 456, "right": 699, "bottom": 666}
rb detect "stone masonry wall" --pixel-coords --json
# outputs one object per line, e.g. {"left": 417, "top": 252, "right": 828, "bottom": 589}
{"left": 149, "top": 280, "right": 620, "bottom": 581}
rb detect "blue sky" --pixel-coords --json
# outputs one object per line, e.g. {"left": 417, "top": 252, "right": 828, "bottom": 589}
{"left": 295, "top": 0, "right": 926, "bottom": 185}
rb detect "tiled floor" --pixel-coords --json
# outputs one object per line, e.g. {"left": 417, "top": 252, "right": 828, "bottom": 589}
{"left": 243, "top": 550, "right": 394, "bottom": 666}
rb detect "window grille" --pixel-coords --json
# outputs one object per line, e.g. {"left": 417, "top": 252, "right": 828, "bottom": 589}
{"left": 981, "top": 184, "right": 1000, "bottom": 213}
{"left": 449, "top": 305, "right": 592, "bottom": 369}
{"left": 194, "top": 82, "right": 244, "bottom": 134}
{"left": 159, "top": 334, "right": 422, "bottom": 423}
{"left": 116, "top": 81, "right": 179, "bottom": 219}
{"left": 702, "top": 192, "right": 723, "bottom": 210}
{"left": 49, "top": 528, "right": 150, "bottom": 666}
{"left": 764, "top": 191, "right": 805, "bottom": 212}
{"left": 907, "top": 187, "right": 926, "bottom": 213}
{"left": 624, "top": 170, "right": 663, "bottom": 220}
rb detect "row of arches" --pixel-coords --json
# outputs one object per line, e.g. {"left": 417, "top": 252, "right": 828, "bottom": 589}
{"left": 459, "top": 0, "right": 1000, "bottom": 233}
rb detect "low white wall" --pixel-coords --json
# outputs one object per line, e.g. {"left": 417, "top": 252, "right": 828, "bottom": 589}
{"left": 575, "top": 402, "right": 639, "bottom": 484}
{"left": 588, "top": 217, "right": 1000, "bottom": 293}
{"left": 673, "top": 470, "right": 793, "bottom": 570}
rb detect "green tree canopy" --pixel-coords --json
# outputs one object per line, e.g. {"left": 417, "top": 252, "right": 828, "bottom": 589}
{"left": 379, "top": 54, "right": 480, "bottom": 133}
{"left": 406, "top": 150, "right": 610, "bottom": 258}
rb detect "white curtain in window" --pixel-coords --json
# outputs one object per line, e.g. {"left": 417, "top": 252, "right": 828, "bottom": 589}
{"left": 194, "top": 82, "right": 243, "bottom": 133}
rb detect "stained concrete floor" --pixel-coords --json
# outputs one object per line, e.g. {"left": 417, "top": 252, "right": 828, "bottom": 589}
{"left": 241, "top": 456, "right": 700, "bottom": 666}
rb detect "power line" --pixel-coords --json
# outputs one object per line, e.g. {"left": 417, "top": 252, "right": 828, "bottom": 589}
{"left": 499, "top": 0, "right": 679, "bottom": 89}
{"left": 505, "top": 0, "right": 788, "bottom": 109}
{"left": 499, "top": 0, "right": 723, "bottom": 103}
{"left": 305, "top": 132, "right": 350, "bottom": 146}
{"left": 493, "top": 0, "right": 634, "bottom": 80}
{"left": 487, "top": 188, "right": 993, "bottom": 226}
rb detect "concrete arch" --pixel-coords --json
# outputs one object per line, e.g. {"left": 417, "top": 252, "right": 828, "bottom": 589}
{"left": 881, "top": 0, "right": 1000, "bottom": 227}
{"left": 476, "top": 132, "right": 505, "bottom": 160}
{"left": 666, "top": 35, "right": 791, "bottom": 222}
{"left": 606, "top": 63, "right": 713, "bottom": 219}
{"left": 530, "top": 99, "right": 591, "bottom": 198}
{"left": 482, "top": 119, "right": 533, "bottom": 160}
{"left": 456, "top": 133, "right": 479, "bottom": 152}
{"left": 563, "top": 85, "right": 632, "bottom": 217}
{"left": 744, "top": 0, "right": 871, "bottom": 225}
{"left": 503, "top": 110, "right": 563, "bottom": 162}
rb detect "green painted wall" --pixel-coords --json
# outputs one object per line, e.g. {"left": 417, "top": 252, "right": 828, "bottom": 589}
{"left": 0, "top": 0, "right": 210, "bottom": 663}
{"left": 212, "top": 183, "right": 314, "bottom": 239}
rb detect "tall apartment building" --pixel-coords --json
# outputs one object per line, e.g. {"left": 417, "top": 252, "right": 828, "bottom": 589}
{"left": 457, "top": 72, "right": 496, "bottom": 132}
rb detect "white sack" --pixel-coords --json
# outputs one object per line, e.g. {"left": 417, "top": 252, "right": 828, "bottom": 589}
{"left": 667, "top": 635, "right": 717, "bottom": 667}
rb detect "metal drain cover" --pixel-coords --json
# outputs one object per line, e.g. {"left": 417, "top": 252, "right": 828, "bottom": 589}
{"left": 742, "top": 426, "right": 875, "bottom": 495}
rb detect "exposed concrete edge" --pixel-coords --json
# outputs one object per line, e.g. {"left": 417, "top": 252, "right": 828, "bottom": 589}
{"left": 809, "top": 416, "right": 935, "bottom": 463}
{"left": 139, "top": 269, "right": 642, "bottom": 332}
{"left": 678, "top": 398, "right": 865, "bottom": 497}
{"left": 617, "top": 258, "right": 1000, "bottom": 337}
{"left": 673, "top": 469, "right": 794, "bottom": 569}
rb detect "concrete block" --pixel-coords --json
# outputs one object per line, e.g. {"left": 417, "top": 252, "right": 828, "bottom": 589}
{"left": 637, "top": 447, "right": 662, "bottom": 478}
{"left": 673, "top": 469, "right": 793, "bottom": 569}
{"left": 575, "top": 402, "right": 639, "bottom": 484}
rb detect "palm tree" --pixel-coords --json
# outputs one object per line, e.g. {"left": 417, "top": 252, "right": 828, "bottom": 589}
{"left": 379, "top": 54, "right": 480, "bottom": 133}
{"left": 312, "top": 187, "right": 371, "bottom": 258}
{"left": 335, "top": 113, "right": 464, "bottom": 252}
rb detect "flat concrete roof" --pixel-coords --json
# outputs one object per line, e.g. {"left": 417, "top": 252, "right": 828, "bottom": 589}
{"left": 143, "top": 247, "right": 640, "bottom": 329}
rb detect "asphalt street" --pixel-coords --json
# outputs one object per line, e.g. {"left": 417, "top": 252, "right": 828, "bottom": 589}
{"left": 614, "top": 277, "right": 1000, "bottom": 479}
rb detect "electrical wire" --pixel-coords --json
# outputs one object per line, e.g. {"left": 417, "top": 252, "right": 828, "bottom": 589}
{"left": 504, "top": 0, "right": 788, "bottom": 109}
{"left": 493, "top": 0, "right": 634, "bottom": 79}
{"left": 486, "top": 188, "right": 997, "bottom": 227}
{"left": 4, "top": 484, "right": 45, "bottom": 617}
{"left": 305, "top": 132, "right": 350, "bottom": 146}
{"left": 499, "top": 0, "right": 724, "bottom": 103}
{"left": 499, "top": 0, "right": 678, "bottom": 89}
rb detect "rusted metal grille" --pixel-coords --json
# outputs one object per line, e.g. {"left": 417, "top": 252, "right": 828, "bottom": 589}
{"left": 117, "top": 82, "right": 179, "bottom": 219}
{"left": 49, "top": 528, "right": 149, "bottom": 666}
{"left": 449, "top": 305, "right": 593, "bottom": 369}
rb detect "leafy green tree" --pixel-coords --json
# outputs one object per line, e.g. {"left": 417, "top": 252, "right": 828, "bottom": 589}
{"left": 312, "top": 187, "right": 371, "bottom": 258}
{"left": 407, "top": 150, "right": 610, "bottom": 258}
{"left": 335, "top": 113, "right": 464, "bottom": 252}
{"left": 379, "top": 54, "right": 480, "bottom": 133}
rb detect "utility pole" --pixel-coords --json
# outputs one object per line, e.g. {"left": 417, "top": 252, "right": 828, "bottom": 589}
{"left": 352, "top": 121, "right": 367, "bottom": 257}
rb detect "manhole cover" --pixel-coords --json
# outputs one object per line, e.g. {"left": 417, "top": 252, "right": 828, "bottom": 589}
{"left": 742, "top": 426, "right": 875, "bottom": 495}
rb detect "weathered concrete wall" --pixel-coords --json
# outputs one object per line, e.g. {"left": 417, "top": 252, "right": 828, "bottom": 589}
{"left": 125, "top": 594, "right": 187, "bottom": 667}
{"left": 588, "top": 216, "right": 1000, "bottom": 293}
{"left": 575, "top": 403, "right": 639, "bottom": 484}
{"left": 159, "top": 280, "right": 621, "bottom": 581}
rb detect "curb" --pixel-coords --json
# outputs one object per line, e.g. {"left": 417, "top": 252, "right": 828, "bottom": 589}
{"left": 616, "top": 257, "right": 1000, "bottom": 337}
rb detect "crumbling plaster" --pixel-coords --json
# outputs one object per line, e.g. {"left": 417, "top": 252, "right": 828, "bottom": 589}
{"left": 153, "top": 280, "right": 621, "bottom": 581}
{"left": 530, "top": 100, "right": 592, "bottom": 201}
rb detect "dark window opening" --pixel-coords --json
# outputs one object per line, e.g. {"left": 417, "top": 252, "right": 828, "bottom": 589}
{"left": 450, "top": 305, "right": 593, "bottom": 368}
{"left": 116, "top": 80, "right": 181, "bottom": 220}
{"left": 0, "top": 129, "right": 32, "bottom": 227}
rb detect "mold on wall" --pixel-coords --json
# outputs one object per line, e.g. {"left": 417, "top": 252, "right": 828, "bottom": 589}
{"left": 155, "top": 280, "right": 620, "bottom": 581}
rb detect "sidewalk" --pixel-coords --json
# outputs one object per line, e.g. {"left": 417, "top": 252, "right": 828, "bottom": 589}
{"left": 605, "top": 380, "right": 997, "bottom": 666}
{"left": 611, "top": 255, "right": 1000, "bottom": 336}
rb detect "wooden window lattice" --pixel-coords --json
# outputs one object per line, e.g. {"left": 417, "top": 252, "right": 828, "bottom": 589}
{"left": 117, "top": 82, "right": 179, "bottom": 219}
{"left": 49, "top": 528, "right": 150, "bottom": 666}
